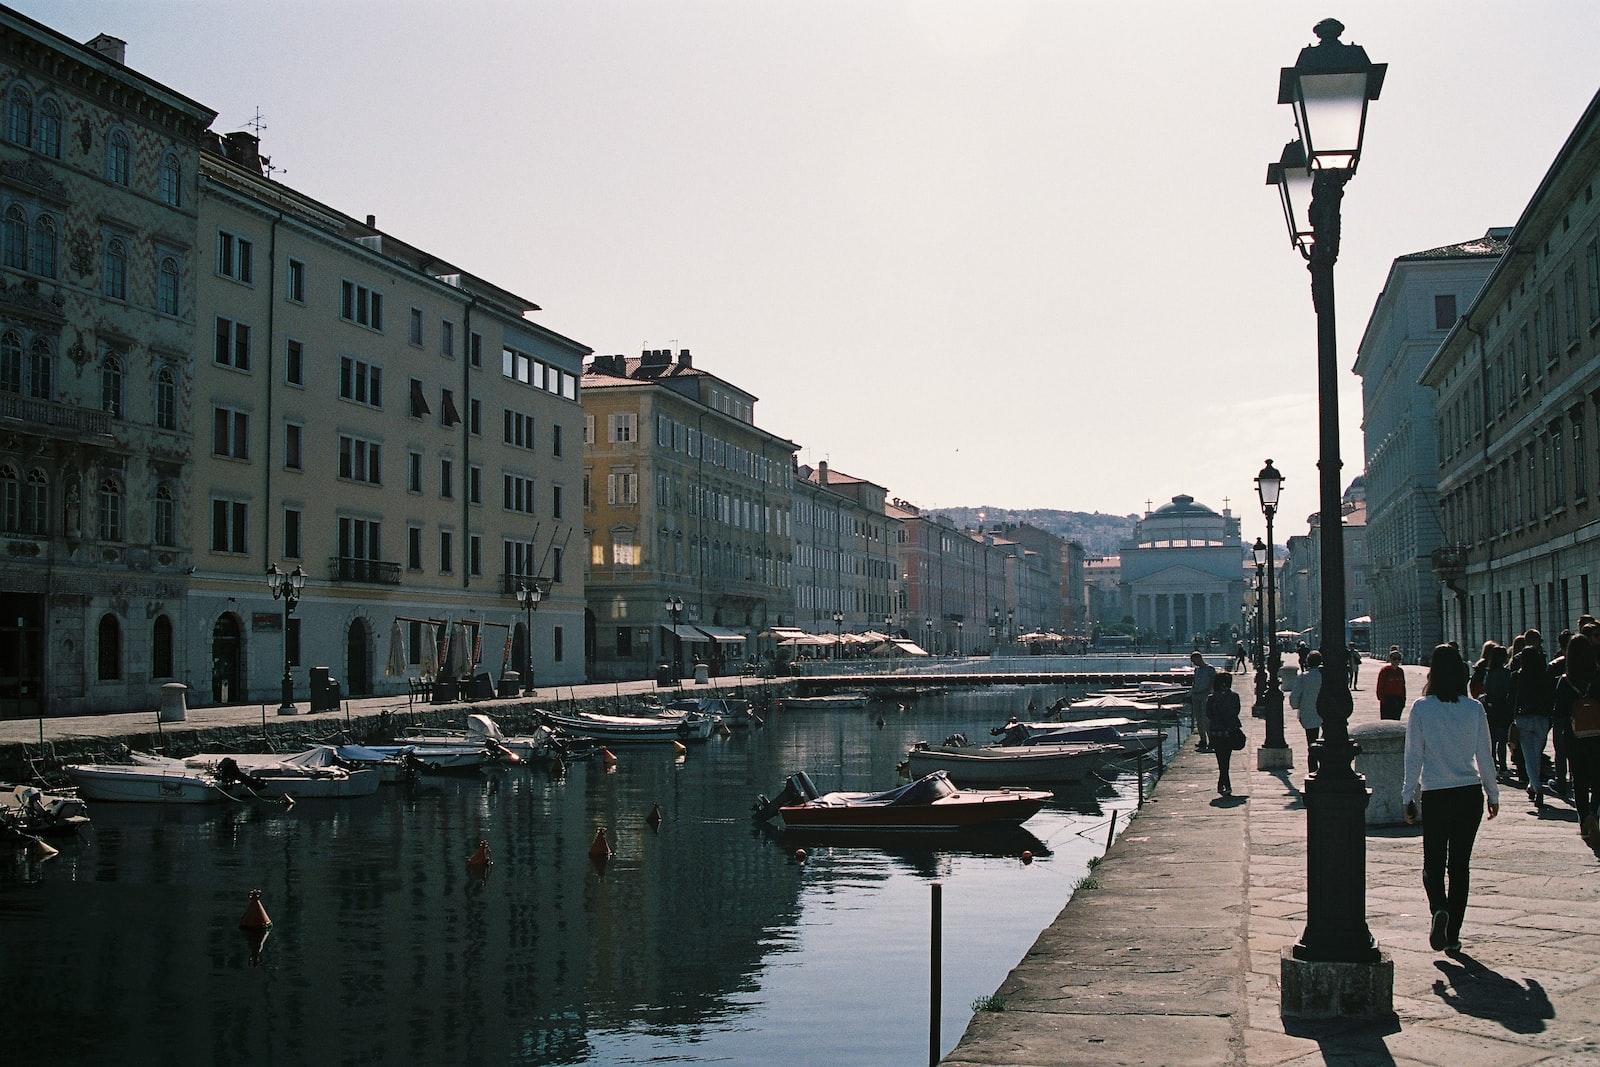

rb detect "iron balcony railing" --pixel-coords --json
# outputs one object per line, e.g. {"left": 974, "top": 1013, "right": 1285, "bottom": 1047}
{"left": 326, "top": 556, "right": 402, "bottom": 584}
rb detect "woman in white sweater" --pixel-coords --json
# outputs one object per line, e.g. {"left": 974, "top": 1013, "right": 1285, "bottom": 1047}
{"left": 1402, "top": 643, "right": 1500, "bottom": 954}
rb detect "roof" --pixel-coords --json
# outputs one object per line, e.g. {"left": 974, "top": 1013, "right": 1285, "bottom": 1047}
{"left": 1149, "top": 494, "right": 1218, "bottom": 519}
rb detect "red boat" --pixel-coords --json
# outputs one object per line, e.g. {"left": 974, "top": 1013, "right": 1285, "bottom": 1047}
{"left": 752, "top": 770, "right": 1052, "bottom": 834}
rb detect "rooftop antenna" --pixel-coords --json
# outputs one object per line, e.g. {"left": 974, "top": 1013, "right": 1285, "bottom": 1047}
{"left": 245, "top": 107, "right": 284, "bottom": 180}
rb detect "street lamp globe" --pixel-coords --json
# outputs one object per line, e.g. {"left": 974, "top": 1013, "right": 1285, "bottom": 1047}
{"left": 1277, "top": 18, "right": 1386, "bottom": 173}
{"left": 1255, "top": 459, "right": 1284, "bottom": 515}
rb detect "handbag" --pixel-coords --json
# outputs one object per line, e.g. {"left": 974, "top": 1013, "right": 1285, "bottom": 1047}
{"left": 1572, "top": 685, "right": 1600, "bottom": 739}
{"left": 1230, "top": 726, "right": 1248, "bottom": 751}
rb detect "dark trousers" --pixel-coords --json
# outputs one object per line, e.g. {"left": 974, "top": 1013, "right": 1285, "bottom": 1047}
{"left": 1420, "top": 784, "right": 1485, "bottom": 942}
{"left": 1304, "top": 726, "right": 1320, "bottom": 773}
{"left": 1571, "top": 736, "right": 1600, "bottom": 822}
{"left": 1380, "top": 695, "right": 1404, "bottom": 720}
{"left": 1213, "top": 746, "right": 1234, "bottom": 793}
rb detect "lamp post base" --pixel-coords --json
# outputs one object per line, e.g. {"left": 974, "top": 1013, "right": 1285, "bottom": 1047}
{"left": 278, "top": 674, "right": 297, "bottom": 715}
{"left": 1280, "top": 946, "right": 1393, "bottom": 1018}
{"left": 277, "top": 703, "right": 299, "bottom": 716}
{"left": 1257, "top": 744, "right": 1293, "bottom": 771}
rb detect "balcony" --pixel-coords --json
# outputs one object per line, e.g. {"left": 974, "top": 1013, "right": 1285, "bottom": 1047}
{"left": 1430, "top": 546, "right": 1467, "bottom": 582}
{"left": 326, "top": 556, "right": 402, "bottom": 585}
{"left": 0, "top": 393, "right": 112, "bottom": 440}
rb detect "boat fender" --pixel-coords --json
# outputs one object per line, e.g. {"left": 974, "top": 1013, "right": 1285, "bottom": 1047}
{"left": 239, "top": 889, "right": 272, "bottom": 930}
{"left": 646, "top": 802, "right": 662, "bottom": 830}
{"left": 794, "top": 849, "right": 807, "bottom": 864}
{"left": 672, "top": 740, "right": 687, "bottom": 757}
{"left": 467, "top": 840, "right": 491, "bottom": 869}
{"left": 602, "top": 749, "right": 617, "bottom": 767}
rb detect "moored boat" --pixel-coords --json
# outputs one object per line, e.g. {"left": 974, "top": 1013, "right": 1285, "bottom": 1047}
{"left": 781, "top": 691, "right": 869, "bottom": 710}
{"left": 159, "top": 747, "right": 382, "bottom": 799}
{"left": 752, "top": 770, "right": 1051, "bottom": 833}
{"left": 904, "top": 738, "right": 1119, "bottom": 785}
{"left": 540, "top": 706, "right": 717, "bottom": 743}
{"left": 63, "top": 761, "right": 223, "bottom": 804}
{"left": 1, "top": 784, "right": 91, "bottom": 841}
{"left": 991, "top": 717, "right": 1165, "bottom": 756}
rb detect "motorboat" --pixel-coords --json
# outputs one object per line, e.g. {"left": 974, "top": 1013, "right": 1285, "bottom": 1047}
{"left": 360, "top": 739, "right": 503, "bottom": 773}
{"left": 396, "top": 713, "right": 580, "bottom": 762}
{"left": 1, "top": 784, "right": 91, "bottom": 842}
{"left": 904, "top": 737, "right": 1120, "bottom": 785}
{"left": 539, "top": 706, "right": 717, "bottom": 743}
{"left": 150, "top": 747, "right": 382, "bottom": 800}
{"left": 752, "top": 770, "right": 1051, "bottom": 834}
{"left": 63, "top": 761, "right": 223, "bottom": 804}
{"left": 666, "top": 696, "right": 762, "bottom": 728}
{"left": 991, "top": 717, "right": 1165, "bottom": 756}
{"left": 780, "top": 691, "right": 869, "bottom": 710}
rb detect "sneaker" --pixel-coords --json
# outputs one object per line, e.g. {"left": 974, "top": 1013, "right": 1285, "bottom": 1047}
{"left": 1445, "top": 940, "right": 1462, "bottom": 953}
{"left": 1429, "top": 910, "right": 1450, "bottom": 951}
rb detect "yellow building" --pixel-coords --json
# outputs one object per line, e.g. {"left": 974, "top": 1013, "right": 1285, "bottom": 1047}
{"left": 582, "top": 349, "right": 797, "bottom": 680}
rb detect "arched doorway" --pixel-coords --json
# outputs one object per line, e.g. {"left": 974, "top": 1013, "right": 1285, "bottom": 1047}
{"left": 346, "top": 617, "right": 371, "bottom": 696}
{"left": 210, "top": 613, "right": 241, "bottom": 703}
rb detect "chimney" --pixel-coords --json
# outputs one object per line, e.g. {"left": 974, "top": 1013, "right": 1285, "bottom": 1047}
{"left": 677, "top": 348, "right": 692, "bottom": 369}
{"left": 366, "top": 214, "right": 377, "bottom": 229}
{"left": 641, "top": 348, "right": 670, "bottom": 370}
{"left": 817, "top": 461, "right": 829, "bottom": 486}
{"left": 86, "top": 34, "right": 126, "bottom": 64}
{"left": 222, "top": 131, "right": 264, "bottom": 175}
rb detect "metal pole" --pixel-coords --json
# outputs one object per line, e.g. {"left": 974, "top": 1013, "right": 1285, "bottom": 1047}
{"left": 1263, "top": 512, "right": 1287, "bottom": 749}
{"left": 929, "top": 881, "right": 942, "bottom": 1067}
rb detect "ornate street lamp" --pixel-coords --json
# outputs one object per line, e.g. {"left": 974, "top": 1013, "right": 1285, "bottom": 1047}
{"left": 1007, "top": 608, "right": 1014, "bottom": 644}
{"left": 1252, "top": 552, "right": 1269, "bottom": 711}
{"left": 832, "top": 610, "right": 844, "bottom": 661}
{"left": 1256, "top": 463, "right": 1288, "bottom": 752}
{"left": 516, "top": 580, "right": 544, "bottom": 693}
{"left": 664, "top": 596, "right": 684, "bottom": 680}
{"left": 925, "top": 616, "right": 934, "bottom": 655}
{"left": 956, "top": 620, "right": 964, "bottom": 657}
{"left": 266, "top": 563, "right": 306, "bottom": 715}
{"left": 1270, "top": 17, "right": 1386, "bottom": 986}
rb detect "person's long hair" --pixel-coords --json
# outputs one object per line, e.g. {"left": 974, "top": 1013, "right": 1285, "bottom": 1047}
{"left": 1424, "top": 643, "right": 1468, "bottom": 702}
{"left": 1565, "top": 632, "right": 1596, "bottom": 684}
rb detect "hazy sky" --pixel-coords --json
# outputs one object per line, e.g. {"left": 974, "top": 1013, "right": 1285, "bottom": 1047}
{"left": 18, "top": 1, "right": 1600, "bottom": 547}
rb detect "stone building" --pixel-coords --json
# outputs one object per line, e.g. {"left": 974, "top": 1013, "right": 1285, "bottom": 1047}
{"left": 794, "top": 461, "right": 897, "bottom": 640}
{"left": 1118, "top": 495, "right": 1245, "bottom": 647}
{"left": 0, "top": 13, "right": 213, "bottom": 715}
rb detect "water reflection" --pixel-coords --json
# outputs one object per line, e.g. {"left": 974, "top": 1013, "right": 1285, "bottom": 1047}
{"left": 0, "top": 685, "right": 1182, "bottom": 1065}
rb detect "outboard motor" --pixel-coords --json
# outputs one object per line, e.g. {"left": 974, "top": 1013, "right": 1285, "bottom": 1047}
{"left": 215, "top": 757, "right": 268, "bottom": 792}
{"left": 942, "top": 733, "right": 968, "bottom": 748}
{"left": 752, "top": 771, "right": 823, "bottom": 823}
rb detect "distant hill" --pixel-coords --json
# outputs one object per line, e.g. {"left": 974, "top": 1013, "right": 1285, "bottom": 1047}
{"left": 929, "top": 506, "right": 1137, "bottom": 558}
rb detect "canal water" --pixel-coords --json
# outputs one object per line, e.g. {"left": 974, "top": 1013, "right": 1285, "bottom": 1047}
{"left": 0, "top": 686, "right": 1185, "bottom": 1066}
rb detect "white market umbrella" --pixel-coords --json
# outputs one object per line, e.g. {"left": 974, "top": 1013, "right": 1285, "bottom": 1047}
{"left": 385, "top": 620, "right": 407, "bottom": 677}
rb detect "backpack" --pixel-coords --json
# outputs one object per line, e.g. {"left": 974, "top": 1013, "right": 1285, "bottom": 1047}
{"left": 1573, "top": 682, "right": 1600, "bottom": 738}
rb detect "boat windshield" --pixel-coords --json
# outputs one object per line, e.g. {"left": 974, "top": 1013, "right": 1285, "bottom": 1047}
{"left": 888, "top": 771, "right": 957, "bottom": 805}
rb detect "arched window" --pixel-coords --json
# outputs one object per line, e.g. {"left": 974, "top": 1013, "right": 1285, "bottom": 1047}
{"left": 0, "top": 332, "right": 19, "bottom": 395}
{"left": 101, "top": 351, "right": 124, "bottom": 417}
{"left": 151, "top": 615, "right": 174, "bottom": 679}
{"left": 0, "top": 464, "right": 17, "bottom": 533}
{"left": 98, "top": 475, "right": 123, "bottom": 541}
{"left": 97, "top": 614, "right": 121, "bottom": 681}
{"left": 157, "top": 255, "right": 179, "bottom": 315}
{"left": 158, "top": 153, "right": 181, "bottom": 206}
{"left": 35, "top": 99, "right": 60, "bottom": 158}
{"left": 1, "top": 205, "right": 23, "bottom": 269}
{"left": 6, "top": 84, "right": 30, "bottom": 145}
{"left": 156, "top": 367, "right": 178, "bottom": 431}
{"left": 32, "top": 214, "right": 56, "bottom": 278}
{"left": 23, "top": 469, "right": 46, "bottom": 534}
{"left": 107, "top": 130, "right": 130, "bottom": 185}
{"left": 27, "top": 337, "right": 50, "bottom": 399}
{"left": 103, "top": 237, "right": 126, "bottom": 300}
{"left": 153, "top": 483, "right": 176, "bottom": 547}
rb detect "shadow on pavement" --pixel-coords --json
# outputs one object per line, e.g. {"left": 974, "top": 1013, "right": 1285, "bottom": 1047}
{"left": 1432, "top": 953, "right": 1553, "bottom": 1034}
{"left": 1281, "top": 1012, "right": 1401, "bottom": 1060}
{"left": 1209, "top": 794, "right": 1249, "bottom": 808}
{"left": 1267, "top": 768, "right": 1306, "bottom": 810}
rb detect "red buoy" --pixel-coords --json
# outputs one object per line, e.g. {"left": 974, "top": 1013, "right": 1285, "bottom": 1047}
{"left": 588, "top": 827, "right": 613, "bottom": 860}
{"left": 646, "top": 802, "right": 662, "bottom": 830}
{"left": 467, "top": 839, "right": 491, "bottom": 868}
{"left": 1021, "top": 850, "right": 1034, "bottom": 865}
{"left": 602, "top": 748, "right": 618, "bottom": 767}
{"left": 794, "top": 848, "right": 807, "bottom": 864}
{"left": 672, "top": 740, "right": 687, "bottom": 757}
{"left": 239, "top": 888, "right": 272, "bottom": 930}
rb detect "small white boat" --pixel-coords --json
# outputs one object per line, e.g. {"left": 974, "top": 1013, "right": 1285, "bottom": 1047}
{"left": 399, "top": 714, "right": 569, "bottom": 762}
{"left": 992, "top": 717, "right": 1165, "bottom": 756}
{"left": 64, "top": 761, "right": 222, "bottom": 804}
{"left": 905, "top": 739, "right": 1120, "bottom": 785}
{"left": 781, "top": 691, "right": 869, "bottom": 710}
{"left": 163, "top": 747, "right": 382, "bottom": 799}
{"left": 540, "top": 707, "right": 717, "bottom": 743}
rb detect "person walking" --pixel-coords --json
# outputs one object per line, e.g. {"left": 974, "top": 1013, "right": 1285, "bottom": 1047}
{"left": 1402, "top": 643, "right": 1500, "bottom": 954}
{"left": 1190, "top": 651, "right": 1217, "bottom": 753}
{"left": 1290, "top": 649, "right": 1324, "bottom": 773}
{"left": 1206, "top": 672, "right": 1243, "bottom": 796}
{"left": 1554, "top": 633, "right": 1600, "bottom": 844}
{"left": 1481, "top": 643, "right": 1515, "bottom": 776}
{"left": 1510, "top": 629, "right": 1554, "bottom": 807}
{"left": 1349, "top": 651, "right": 1362, "bottom": 689}
{"left": 1376, "top": 649, "right": 1407, "bottom": 720}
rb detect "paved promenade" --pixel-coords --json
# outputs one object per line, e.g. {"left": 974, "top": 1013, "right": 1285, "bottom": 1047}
{"left": 948, "top": 664, "right": 1600, "bottom": 1067}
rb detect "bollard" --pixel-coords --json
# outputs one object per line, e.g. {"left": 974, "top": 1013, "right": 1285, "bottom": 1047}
{"left": 1106, "top": 808, "right": 1118, "bottom": 850}
{"left": 929, "top": 881, "right": 942, "bottom": 1067}
{"left": 1138, "top": 762, "right": 1145, "bottom": 807}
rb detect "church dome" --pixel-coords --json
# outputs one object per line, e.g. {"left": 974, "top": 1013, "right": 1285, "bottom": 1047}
{"left": 1151, "top": 494, "right": 1218, "bottom": 518}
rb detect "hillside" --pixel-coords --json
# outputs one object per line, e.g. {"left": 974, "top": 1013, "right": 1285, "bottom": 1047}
{"left": 928, "top": 506, "right": 1137, "bottom": 558}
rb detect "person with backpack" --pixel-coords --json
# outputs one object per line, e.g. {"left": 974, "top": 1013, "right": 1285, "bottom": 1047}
{"left": 1402, "top": 643, "right": 1499, "bottom": 954}
{"left": 1510, "top": 629, "right": 1555, "bottom": 808}
{"left": 1554, "top": 632, "right": 1600, "bottom": 845}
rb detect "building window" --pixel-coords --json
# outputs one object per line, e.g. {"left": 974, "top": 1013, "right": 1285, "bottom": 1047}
{"left": 407, "top": 526, "right": 423, "bottom": 571}
{"left": 409, "top": 378, "right": 431, "bottom": 418}
{"left": 469, "top": 332, "right": 482, "bottom": 368}
{"left": 283, "top": 507, "right": 302, "bottom": 559}
{"left": 106, "top": 130, "right": 130, "bottom": 185}
{"left": 616, "top": 626, "right": 632, "bottom": 657}
{"left": 441, "top": 320, "right": 455, "bottom": 358}
{"left": 552, "top": 484, "right": 563, "bottom": 520}
{"left": 337, "top": 435, "right": 382, "bottom": 484}
{"left": 153, "top": 484, "right": 176, "bottom": 547}
{"left": 23, "top": 468, "right": 44, "bottom": 534}
{"left": 504, "top": 474, "right": 535, "bottom": 515}
{"left": 408, "top": 451, "right": 423, "bottom": 493}
{"left": 339, "top": 356, "right": 383, "bottom": 407}
{"left": 156, "top": 368, "right": 178, "bottom": 431}
{"left": 2, "top": 205, "right": 22, "bottom": 269}
{"left": 1576, "top": 413, "right": 1589, "bottom": 502}
{"left": 469, "top": 398, "right": 481, "bottom": 436}
{"left": 285, "top": 423, "right": 304, "bottom": 471}
{"left": 212, "top": 408, "right": 250, "bottom": 459}
{"left": 552, "top": 545, "right": 564, "bottom": 583}
{"left": 285, "top": 340, "right": 304, "bottom": 386}
{"left": 0, "top": 465, "right": 19, "bottom": 532}
{"left": 100, "top": 349, "right": 124, "bottom": 417}
{"left": 35, "top": 99, "right": 60, "bottom": 158}
{"left": 607, "top": 470, "right": 637, "bottom": 505}
{"left": 217, "top": 231, "right": 253, "bottom": 283}
{"left": 609, "top": 413, "right": 637, "bottom": 443}
{"left": 286, "top": 258, "right": 306, "bottom": 303}
{"left": 469, "top": 534, "right": 482, "bottom": 577}
{"left": 157, "top": 256, "right": 180, "bottom": 315}
{"left": 211, "top": 497, "right": 248, "bottom": 553}
{"left": 98, "top": 476, "right": 124, "bottom": 541}
{"left": 5, "top": 85, "right": 30, "bottom": 145}
{"left": 408, "top": 306, "right": 423, "bottom": 346}
{"left": 214, "top": 317, "right": 251, "bottom": 370}
{"left": 1587, "top": 238, "right": 1600, "bottom": 325}
{"left": 341, "top": 281, "right": 384, "bottom": 330}
{"left": 553, "top": 423, "right": 563, "bottom": 458}
{"left": 440, "top": 388, "right": 460, "bottom": 427}
{"left": 553, "top": 625, "right": 564, "bottom": 662}
{"left": 1566, "top": 265, "right": 1581, "bottom": 342}
{"left": 468, "top": 465, "right": 482, "bottom": 505}
{"left": 440, "top": 458, "right": 453, "bottom": 500}
{"left": 1433, "top": 293, "right": 1456, "bottom": 330}
{"left": 97, "top": 615, "right": 121, "bottom": 681}
{"left": 151, "top": 615, "right": 174, "bottom": 679}
{"left": 439, "top": 530, "right": 454, "bottom": 574}
{"left": 159, "top": 153, "right": 182, "bottom": 206}
{"left": 102, "top": 237, "right": 127, "bottom": 300}
{"left": 30, "top": 213, "right": 55, "bottom": 277}
{"left": 505, "top": 410, "right": 536, "bottom": 450}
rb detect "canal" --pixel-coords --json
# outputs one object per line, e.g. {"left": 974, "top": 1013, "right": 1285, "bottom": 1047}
{"left": 0, "top": 685, "right": 1185, "bottom": 1066}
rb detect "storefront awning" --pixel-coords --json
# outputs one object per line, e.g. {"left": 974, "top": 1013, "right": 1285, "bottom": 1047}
{"left": 662, "top": 624, "right": 704, "bottom": 641}
{"left": 694, "top": 624, "right": 747, "bottom": 643}
{"left": 892, "top": 639, "right": 931, "bottom": 656}
{"left": 768, "top": 626, "right": 807, "bottom": 640}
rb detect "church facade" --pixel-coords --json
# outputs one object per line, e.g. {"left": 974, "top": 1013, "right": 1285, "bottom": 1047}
{"left": 1119, "top": 495, "right": 1245, "bottom": 646}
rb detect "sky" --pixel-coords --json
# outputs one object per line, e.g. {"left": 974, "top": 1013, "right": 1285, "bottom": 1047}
{"left": 15, "top": 0, "right": 1600, "bottom": 548}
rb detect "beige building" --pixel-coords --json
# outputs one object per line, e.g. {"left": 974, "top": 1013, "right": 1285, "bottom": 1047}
{"left": 193, "top": 134, "right": 589, "bottom": 703}
{"left": 582, "top": 348, "right": 797, "bottom": 680}
{"left": 0, "top": 15, "right": 214, "bottom": 716}
{"left": 794, "top": 462, "right": 898, "bottom": 643}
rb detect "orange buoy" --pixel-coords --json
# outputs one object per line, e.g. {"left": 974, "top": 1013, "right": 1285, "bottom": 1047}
{"left": 242, "top": 924, "right": 271, "bottom": 967}
{"left": 588, "top": 827, "right": 613, "bottom": 860}
{"left": 646, "top": 802, "right": 663, "bottom": 830}
{"left": 1021, "top": 850, "right": 1034, "bottom": 865}
{"left": 794, "top": 848, "right": 807, "bottom": 864}
{"left": 467, "top": 839, "right": 491, "bottom": 868}
{"left": 239, "top": 888, "right": 272, "bottom": 930}
{"left": 26, "top": 838, "right": 58, "bottom": 863}
{"left": 672, "top": 740, "right": 687, "bottom": 757}
{"left": 602, "top": 748, "right": 618, "bottom": 767}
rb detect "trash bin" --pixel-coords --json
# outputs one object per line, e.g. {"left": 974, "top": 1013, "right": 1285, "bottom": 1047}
{"left": 467, "top": 673, "right": 495, "bottom": 700}
{"left": 500, "top": 670, "right": 521, "bottom": 697}
{"left": 694, "top": 662, "right": 709, "bottom": 685}
{"left": 656, "top": 662, "right": 674, "bottom": 687}
{"left": 310, "top": 666, "right": 341, "bottom": 712}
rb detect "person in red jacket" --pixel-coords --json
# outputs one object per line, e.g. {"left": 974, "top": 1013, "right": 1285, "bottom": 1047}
{"left": 1376, "top": 647, "right": 1407, "bottom": 720}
